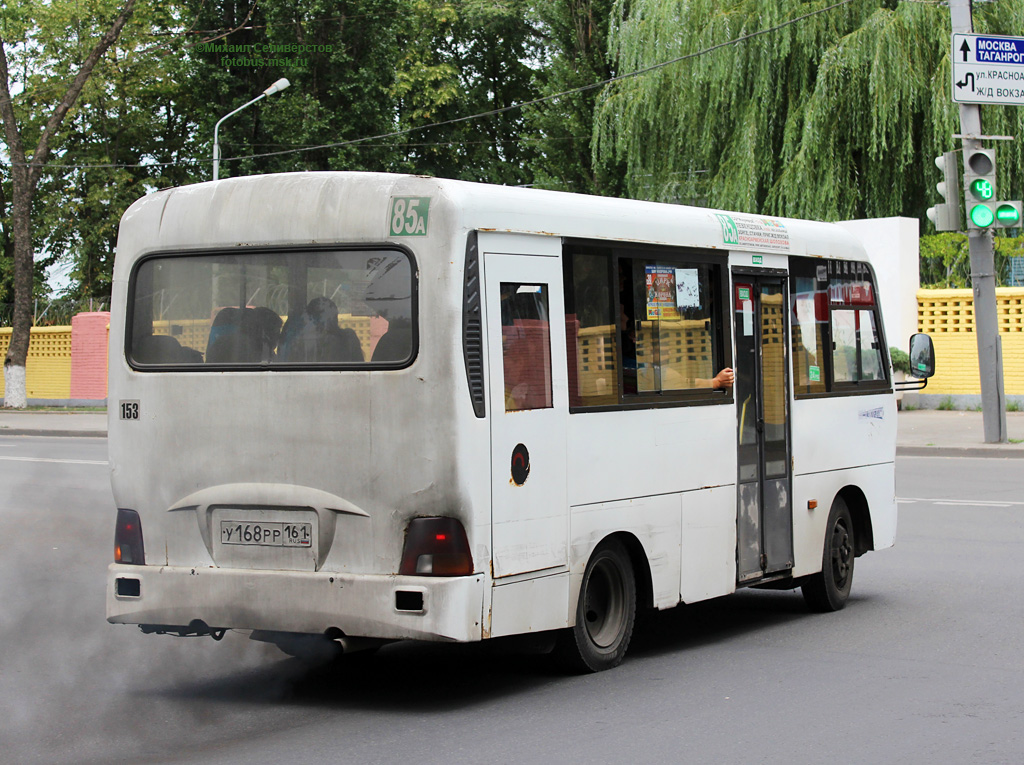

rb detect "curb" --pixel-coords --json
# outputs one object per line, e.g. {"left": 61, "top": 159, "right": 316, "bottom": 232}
{"left": 0, "top": 429, "right": 108, "bottom": 438}
{"left": 897, "top": 445, "right": 1024, "bottom": 459}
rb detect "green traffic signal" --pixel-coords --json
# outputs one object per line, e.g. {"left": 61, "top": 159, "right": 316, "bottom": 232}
{"left": 970, "top": 204, "right": 995, "bottom": 227}
{"left": 996, "top": 203, "right": 1021, "bottom": 226}
{"left": 970, "top": 178, "right": 994, "bottom": 201}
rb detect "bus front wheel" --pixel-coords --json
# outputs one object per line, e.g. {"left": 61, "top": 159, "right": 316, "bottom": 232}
{"left": 802, "top": 496, "right": 855, "bottom": 612}
{"left": 556, "top": 538, "right": 636, "bottom": 672}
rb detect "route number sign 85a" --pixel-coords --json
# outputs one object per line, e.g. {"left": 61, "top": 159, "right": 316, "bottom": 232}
{"left": 389, "top": 196, "right": 430, "bottom": 237}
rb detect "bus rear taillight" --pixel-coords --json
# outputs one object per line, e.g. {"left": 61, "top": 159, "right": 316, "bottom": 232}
{"left": 114, "top": 508, "right": 146, "bottom": 565}
{"left": 399, "top": 517, "right": 473, "bottom": 576}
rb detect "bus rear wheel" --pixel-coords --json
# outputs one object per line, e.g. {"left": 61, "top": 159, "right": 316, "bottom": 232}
{"left": 555, "top": 538, "right": 636, "bottom": 673}
{"left": 802, "top": 497, "right": 855, "bottom": 612}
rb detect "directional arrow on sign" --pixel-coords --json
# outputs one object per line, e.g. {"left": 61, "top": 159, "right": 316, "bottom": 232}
{"left": 956, "top": 72, "right": 975, "bottom": 91}
{"left": 961, "top": 38, "right": 970, "bottom": 62}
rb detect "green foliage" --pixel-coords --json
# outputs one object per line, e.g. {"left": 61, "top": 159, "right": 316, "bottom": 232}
{"left": 1, "top": 0, "right": 140, "bottom": 303}
{"left": 919, "top": 233, "right": 969, "bottom": 288}
{"left": 594, "top": 0, "right": 1024, "bottom": 220}
{"left": 526, "top": 0, "right": 624, "bottom": 196}
{"left": 889, "top": 346, "right": 910, "bottom": 374}
{"left": 387, "top": 0, "right": 541, "bottom": 185}
{"left": 919, "top": 233, "right": 1024, "bottom": 288}
{"left": 3, "top": 0, "right": 545, "bottom": 304}
{"left": 1007, "top": 400, "right": 1021, "bottom": 413}
{"left": 937, "top": 396, "right": 956, "bottom": 411}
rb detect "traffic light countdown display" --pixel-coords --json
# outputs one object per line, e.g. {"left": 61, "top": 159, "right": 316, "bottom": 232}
{"left": 963, "top": 147, "right": 1022, "bottom": 229}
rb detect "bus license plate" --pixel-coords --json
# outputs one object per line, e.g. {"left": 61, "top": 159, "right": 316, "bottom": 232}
{"left": 220, "top": 521, "right": 312, "bottom": 548}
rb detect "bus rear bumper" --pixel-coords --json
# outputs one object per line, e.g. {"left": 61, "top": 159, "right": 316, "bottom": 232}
{"left": 106, "top": 564, "right": 486, "bottom": 643}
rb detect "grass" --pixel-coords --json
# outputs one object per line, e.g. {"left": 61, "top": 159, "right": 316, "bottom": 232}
{"left": 937, "top": 397, "right": 957, "bottom": 411}
{"left": 1007, "top": 401, "right": 1021, "bottom": 413}
{"left": 1010, "top": 438, "right": 1024, "bottom": 444}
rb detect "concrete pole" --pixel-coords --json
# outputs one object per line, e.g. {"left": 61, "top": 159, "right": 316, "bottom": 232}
{"left": 950, "top": 0, "right": 1007, "bottom": 442}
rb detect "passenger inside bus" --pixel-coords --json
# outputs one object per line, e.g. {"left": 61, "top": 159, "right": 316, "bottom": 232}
{"left": 278, "top": 297, "right": 363, "bottom": 363}
{"left": 206, "top": 306, "right": 283, "bottom": 363}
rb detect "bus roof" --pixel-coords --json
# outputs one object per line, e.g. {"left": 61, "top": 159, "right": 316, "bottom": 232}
{"left": 117, "top": 172, "right": 868, "bottom": 263}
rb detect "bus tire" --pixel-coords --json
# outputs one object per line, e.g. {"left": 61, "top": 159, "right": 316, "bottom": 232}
{"left": 802, "top": 496, "right": 855, "bottom": 612}
{"left": 555, "top": 538, "right": 636, "bottom": 673}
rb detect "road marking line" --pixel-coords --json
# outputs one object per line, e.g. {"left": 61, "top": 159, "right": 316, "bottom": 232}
{"left": 0, "top": 456, "right": 107, "bottom": 466}
{"left": 898, "top": 496, "right": 1021, "bottom": 507}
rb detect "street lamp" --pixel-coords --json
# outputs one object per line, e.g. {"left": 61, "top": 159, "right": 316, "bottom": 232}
{"left": 212, "top": 78, "right": 290, "bottom": 181}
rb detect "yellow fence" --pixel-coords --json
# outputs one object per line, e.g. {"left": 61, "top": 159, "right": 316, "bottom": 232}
{"left": 918, "top": 287, "right": 1024, "bottom": 395}
{"left": 4, "top": 290, "right": 1023, "bottom": 401}
{"left": 0, "top": 326, "right": 73, "bottom": 399}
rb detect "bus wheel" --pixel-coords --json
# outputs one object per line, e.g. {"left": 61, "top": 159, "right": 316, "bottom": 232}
{"left": 802, "top": 497, "right": 855, "bottom": 612}
{"left": 556, "top": 539, "right": 636, "bottom": 672}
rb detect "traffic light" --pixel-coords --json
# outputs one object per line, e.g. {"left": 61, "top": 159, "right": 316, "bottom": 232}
{"left": 994, "top": 201, "right": 1022, "bottom": 228}
{"left": 926, "top": 152, "right": 960, "bottom": 231}
{"left": 963, "top": 147, "right": 997, "bottom": 229}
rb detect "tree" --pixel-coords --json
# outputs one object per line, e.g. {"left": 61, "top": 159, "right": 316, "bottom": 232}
{"left": 175, "top": 0, "right": 411, "bottom": 180}
{"left": 593, "top": 0, "right": 1024, "bottom": 221}
{"left": 0, "top": 0, "right": 137, "bottom": 407}
{"left": 389, "top": 0, "right": 540, "bottom": 185}
{"left": 33, "top": 1, "right": 191, "bottom": 303}
{"left": 527, "top": 0, "right": 624, "bottom": 196}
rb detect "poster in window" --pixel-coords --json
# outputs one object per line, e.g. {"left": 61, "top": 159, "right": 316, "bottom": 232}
{"left": 645, "top": 265, "right": 678, "bottom": 320}
{"left": 675, "top": 268, "right": 700, "bottom": 309}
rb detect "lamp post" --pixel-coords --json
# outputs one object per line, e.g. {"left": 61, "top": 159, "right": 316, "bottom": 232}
{"left": 212, "top": 78, "right": 290, "bottom": 181}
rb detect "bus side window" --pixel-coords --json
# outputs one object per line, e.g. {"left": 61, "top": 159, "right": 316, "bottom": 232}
{"left": 564, "top": 252, "right": 617, "bottom": 407}
{"left": 790, "top": 267, "right": 828, "bottom": 395}
{"left": 500, "top": 283, "right": 553, "bottom": 411}
{"left": 564, "top": 243, "right": 729, "bottom": 407}
{"left": 790, "top": 257, "right": 889, "bottom": 394}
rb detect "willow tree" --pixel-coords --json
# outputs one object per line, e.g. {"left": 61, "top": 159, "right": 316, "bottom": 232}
{"left": 594, "top": 0, "right": 1024, "bottom": 222}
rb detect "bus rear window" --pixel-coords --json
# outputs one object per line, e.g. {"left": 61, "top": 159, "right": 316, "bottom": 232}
{"left": 127, "top": 248, "right": 415, "bottom": 369}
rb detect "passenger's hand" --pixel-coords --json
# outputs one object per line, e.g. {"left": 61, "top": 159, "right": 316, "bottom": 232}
{"left": 712, "top": 368, "right": 734, "bottom": 389}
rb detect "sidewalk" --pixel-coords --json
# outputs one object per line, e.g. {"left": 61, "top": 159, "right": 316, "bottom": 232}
{"left": 0, "top": 410, "right": 107, "bottom": 438}
{"left": 895, "top": 409, "right": 1024, "bottom": 458}
{"left": 1, "top": 408, "right": 1023, "bottom": 457}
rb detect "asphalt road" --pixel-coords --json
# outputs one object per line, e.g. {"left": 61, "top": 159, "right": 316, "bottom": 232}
{"left": 1, "top": 438, "right": 1022, "bottom": 764}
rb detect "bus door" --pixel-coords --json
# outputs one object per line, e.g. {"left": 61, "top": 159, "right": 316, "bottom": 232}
{"left": 483, "top": 251, "right": 569, "bottom": 579}
{"left": 732, "top": 272, "right": 794, "bottom": 582}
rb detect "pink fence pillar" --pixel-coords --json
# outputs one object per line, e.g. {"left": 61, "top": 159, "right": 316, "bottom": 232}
{"left": 70, "top": 312, "right": 111, "bottom": 400}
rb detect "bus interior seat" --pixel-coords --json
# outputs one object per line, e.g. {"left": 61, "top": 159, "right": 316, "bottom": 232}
{"left": 134, "top": 333, "right": 202, "bottom": 364}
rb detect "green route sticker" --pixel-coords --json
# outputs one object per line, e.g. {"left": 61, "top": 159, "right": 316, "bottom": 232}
{"left": 389, "top": 196, "right": 430, "bottom": 236}
{"left": 716, "top": 213, "right": 739, "bottom": 245}
{"left": 809, "top": 365, "right": 821, "bottom": 382}
{"left": 738, "top": 287, "right": 750, "bottom": 301}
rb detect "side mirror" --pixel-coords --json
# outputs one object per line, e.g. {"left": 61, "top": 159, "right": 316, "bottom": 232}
{"left": 908, "top": 333, "right": 935, "bottom": 379}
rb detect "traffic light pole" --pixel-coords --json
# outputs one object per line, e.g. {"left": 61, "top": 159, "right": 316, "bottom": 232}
{"left": 950, "top": 0, "right": 1007, "bottom": 443}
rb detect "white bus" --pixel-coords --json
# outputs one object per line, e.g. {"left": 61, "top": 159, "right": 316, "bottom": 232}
{"left": 106, "top": 172, "right": 933, "bottom": 671}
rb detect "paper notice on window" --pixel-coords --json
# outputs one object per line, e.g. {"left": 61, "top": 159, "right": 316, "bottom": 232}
{"left": 742, "top": 300, "right": 754, "bottom": 336}
{"left": 675, "top": 268, "right": 700, "bottom": 308}
{"left": 645, "top": 265, "right": 678, "bottom": 320}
